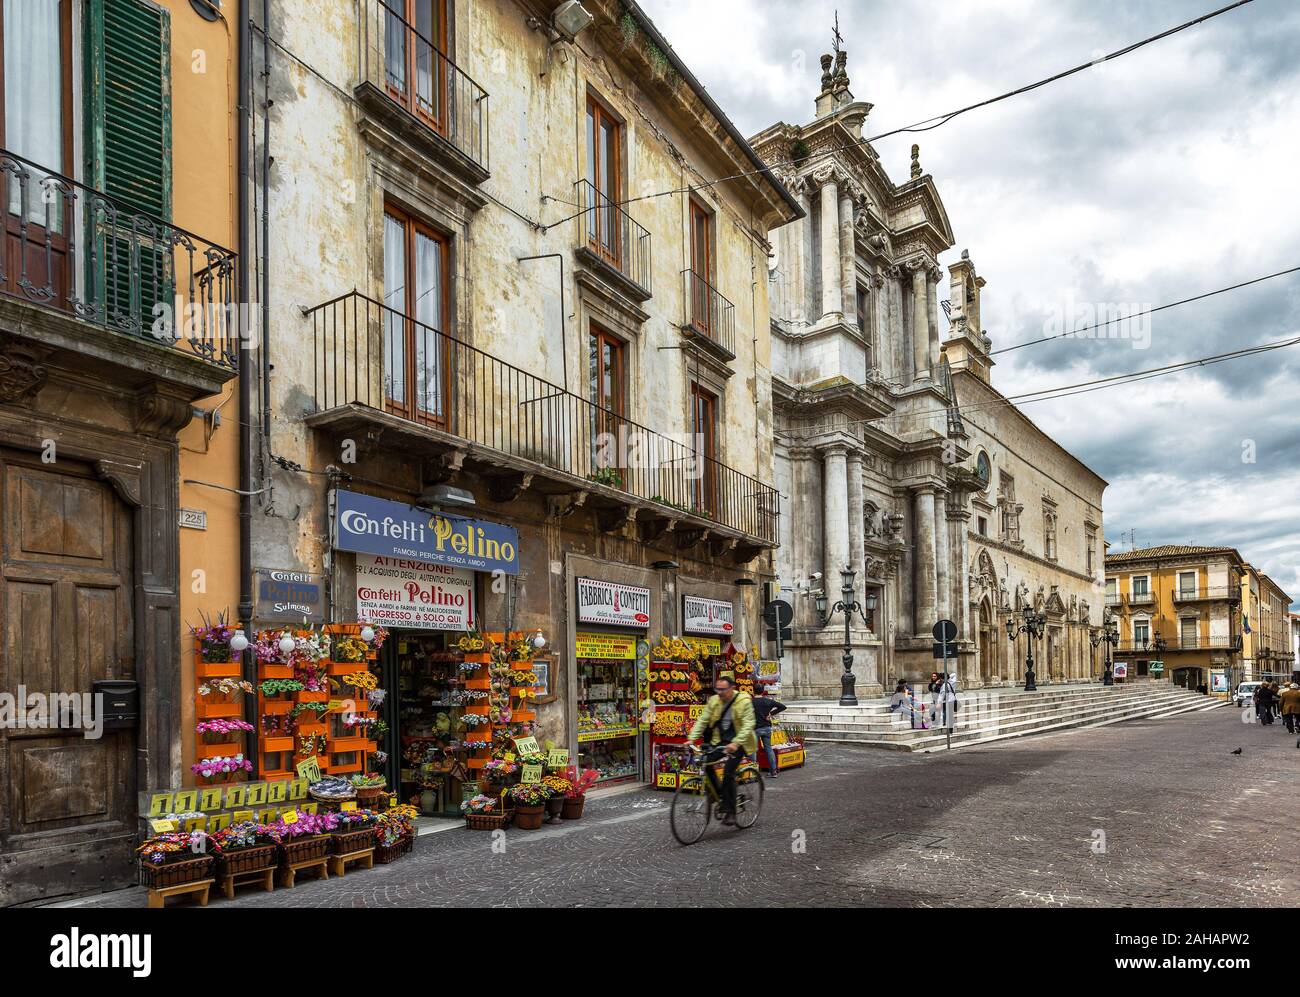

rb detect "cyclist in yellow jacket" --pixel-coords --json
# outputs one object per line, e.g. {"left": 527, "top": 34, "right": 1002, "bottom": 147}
{"left": 686, "top": 674, "right": 756, "bottom": 826}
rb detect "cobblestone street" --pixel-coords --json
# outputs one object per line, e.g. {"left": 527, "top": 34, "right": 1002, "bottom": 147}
{"left": 74, "top": 707, "right": 1300, "bottom": 908}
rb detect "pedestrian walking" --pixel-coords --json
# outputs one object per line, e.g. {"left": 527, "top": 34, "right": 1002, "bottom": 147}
{"left": 1257, "top": 682, "right": 1277, "bottom": 725}
{"left": 935, "top": 671, "right": 958, "bottom": 729}
{"left": 1279, "top": 683, "right": 1300, "bottom": 734}
{"left": 750, "top": 685, "right": 788, "bottom": 778}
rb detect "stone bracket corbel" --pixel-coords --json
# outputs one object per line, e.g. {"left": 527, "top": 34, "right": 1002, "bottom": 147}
{"left": 547, "top": 490, "right": 589, "bottom": 521}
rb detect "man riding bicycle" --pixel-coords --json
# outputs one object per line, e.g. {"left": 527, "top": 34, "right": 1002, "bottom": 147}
{"left": 685, "top": 674, "right": 756, "bottom": 826}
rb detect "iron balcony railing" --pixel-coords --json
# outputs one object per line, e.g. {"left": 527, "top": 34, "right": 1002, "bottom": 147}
{"left": 307, "top": 291, "right": 779, "bottom": 543}
{"left": 574, "top": 179, "right": 651, "bottom": 294}
{"left": 1173, "top": 586, "right": 1239, "bottom": 602}
{"left": 360, "top": 0, "right": 490, "bottom": 171}
{"left": 1127, "top": 591, "right": 1155, "bottom": 605}
{"left": 1114, "top": 635, "right": 1241, "bottom": 652}
{"left": 1104, "top": 594, "right": 1122, "bottom": 606}
{"left": 683, "top": 269, "right": 735, "bottom": 357}
{"left": 0, "top": 150, "right": 238, "bottom": 368}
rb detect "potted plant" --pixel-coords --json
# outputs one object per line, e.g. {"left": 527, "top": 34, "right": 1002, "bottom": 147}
{"left": 478, "top": 758, "right": 518, "bottom": 793}
{"left": 210, "top": 821, "right": 279, "bottom": 878}
{"left": 461, "top": 793, "right": 507, "bottom": 830}
{"left": 191, "top": 612, "right": 237, "bottom": 663}
{"left": 330, "top": 808, "right": 378, "bottom": 854}
{"left": 507, "top": 782, "right": 550, "bottom": 830}
{"left": 136, "top": 831, "right": 216, "bottom": 890}
{"left": 273, "top": 810, "right": 338, "bottom": 865}
{"left": 541, "top": 775, "right": 571, "bottom": 822}
{"left": 375, "top": 804, "right": 417, "bottom": 862}
{"left": 190, "top": 753, "right": 253, "bottom": 781}
{"left": 349, "top": 773, "right": 387, "bottom": 805}
{"left": 560, "top": 767, "right": 600, "bottom": 820}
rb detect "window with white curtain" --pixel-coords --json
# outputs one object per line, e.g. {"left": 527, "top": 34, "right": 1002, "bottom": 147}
{"left": 4, "top": 0, "right": 65, "bottom": 225}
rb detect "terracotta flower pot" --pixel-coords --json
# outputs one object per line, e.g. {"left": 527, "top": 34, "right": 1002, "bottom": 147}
{"left": 513, "top": 805, "right": 545, "bottom": 830}
{"left": 545, "top": 796, "right": 565, "bottom": 822}
{"left": 561, "top": 795, "right": 585, "bottom": 820}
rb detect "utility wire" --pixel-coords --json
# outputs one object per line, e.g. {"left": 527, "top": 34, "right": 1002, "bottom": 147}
{"left": 990, "top": 262, "right": 1300, "bottom": 356}
{"left": 543, "top": 0, "right": 1255, "bottom": 229}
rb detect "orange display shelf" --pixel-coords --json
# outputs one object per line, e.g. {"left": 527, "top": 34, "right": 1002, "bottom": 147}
{"left": 262, "top": 735, "right": 294, "bottom": 753}
{"left": 196, "top": 660, "right": 241, "bottom": 679}
{"left": 258, "top": 663, "right": 293, "bottom": 680}
{"left": 196, "top": 701, "right": 241, "bottom": 720}
{"left": 196, "top": 740, "right": 242, "bottom": 759}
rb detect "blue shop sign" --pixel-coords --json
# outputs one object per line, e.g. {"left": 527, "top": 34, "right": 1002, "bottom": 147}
{"left": 333, "top": 489, "right": 520, "bottom": 575}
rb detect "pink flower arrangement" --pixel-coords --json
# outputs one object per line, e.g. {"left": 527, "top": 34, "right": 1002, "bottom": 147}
{"left": 195, "top": 718, "right": 254, "bottom": 736}
{"left": 273, "top": 811, "right": 339, "bottom": 839}
{"left": 190, "top": 754, "right": 253, "bottom": 779}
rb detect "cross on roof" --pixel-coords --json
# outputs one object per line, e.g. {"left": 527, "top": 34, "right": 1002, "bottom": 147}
{"left": 832, "top": 11, "right": 844, "bottom": 55}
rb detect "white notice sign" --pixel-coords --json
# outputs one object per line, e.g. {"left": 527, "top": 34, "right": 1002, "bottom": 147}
{"left": 356, "top": 554, "right": 474, "bottom": 631}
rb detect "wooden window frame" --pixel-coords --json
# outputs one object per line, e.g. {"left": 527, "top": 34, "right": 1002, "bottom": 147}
{"left": 688, "top": 197, "right": 715, "bottom": 334}
{"left": 383, "top": 202, "right": 452, "bottom": 427}
{"left": 690, "top": 381, "right": 718, "bottom": 514}
{"left": 384, "top": 0, "right": 451, "bottom": 136}
{"left": 585, "top": 92, "right": 623, "bottom": 269}
{"left": 0, "top": 0, "right": 75, "bottom": 305}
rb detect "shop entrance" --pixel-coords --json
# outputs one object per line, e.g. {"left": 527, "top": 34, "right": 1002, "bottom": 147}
{"left": 574, "top": 631, "right": 642, "bottom": 785}
{"left": 379, "top": 629, "right": 474, "bottom": 818}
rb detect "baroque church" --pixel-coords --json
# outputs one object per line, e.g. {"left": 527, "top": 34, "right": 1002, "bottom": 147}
{"left": 750, "top": 46, "right": 1107, "bottom": 697}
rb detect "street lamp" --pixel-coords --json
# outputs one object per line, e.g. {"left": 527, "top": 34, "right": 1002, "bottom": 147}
{"left": 1006, "top": 607, "right": 1045, "bottom": 691}
{"left": 1091, "top": 621, "right": 1120, "bottom": 685}
{"left": 815, "top": 566, "right": 877, "bottom": 707}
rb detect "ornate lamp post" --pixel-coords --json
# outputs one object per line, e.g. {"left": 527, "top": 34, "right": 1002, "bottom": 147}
{"left": 816, "top": 566, "right": 877, "bottom": 707}
{"left": 1005, "top": 607, "right": 1045, "bottom": 691}
{"left": 1093, "top": 621, "right": 1119, "bottom": 684}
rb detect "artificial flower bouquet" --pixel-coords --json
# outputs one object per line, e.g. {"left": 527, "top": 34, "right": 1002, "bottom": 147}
{"left": 273, "top": 811, "right": 339, "bottom": 840}
{"left": 191, "top": 612, "right": 238, "bottom": 663}
{"left": 137, "top": 830, "right": 212, "bottom": 864}
{"left": 350, "top": 773, "right": 386, "bottom": 789}
{"left": 197, "top": 677, "right": 255, "bottom": 698}
{"left": 333, "top": 636, "right": 370, "bottom": 663}
{"left": 333, "top": 808, "right": 379, "bottom": 829}
{"left": 210, "top": 821, "right": 279, "bottom": 852}
{"left": 517, "top": 751, "right": 546, "bottom": 768}
{"left": 650, "top": 636, "right": 702, "bottom": 663}
{"left": 460, "top": 794, "right": 498, "bottom": 815}
{"left": 195, "top": 718, "right": 254, "bottom": 743}
{"left": 563, "top": 766, "right": 600, "bottom": 799}
{"left": 541, "top": 774, "right": 572, "bottom": 797}
{"left": 481, "top": 758, "right": 518, "bottom": 781}
{"left": 507, "top": 783, "right": 551, "bottom": 808}
{"left": 190, "top": 754, "right": 253, "bottom": 780}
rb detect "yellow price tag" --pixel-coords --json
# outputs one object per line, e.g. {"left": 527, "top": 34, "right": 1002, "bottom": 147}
{"left": 514, "top": 735, "right": 539, "bottom": 755}
{"left": 656, "top": 773, "right": 676, "bottom": 789}
{"left": 149, "top": 819, "right": 177, "bottom": 833}
{"left": 147, "top": 793, "right": 174, "bottom": 818}
{"left": 341, "top": 802, "right": 357, "bottom": 812}
{"left": 546, "top": 748, "right": 569, "bottom": 769}
{"left": 521, "top": 764, "right": 542, "bottom": 784}
{"left": 504, "top": 752, "right": 516, "bottom": 763}
{"left": 282, "top": 809, "right": 299, "bottom": 825}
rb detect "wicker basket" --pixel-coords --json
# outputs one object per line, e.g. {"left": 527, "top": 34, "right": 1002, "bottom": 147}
{"left": 139, "top": 855, "right": 214, "bottom": 889}
{"left": 375, "top": 834, "right": 414, "bottom": 864}
{"left": 279, "top": 835, "right": 330, "bottom": 864}
{"left": 354, "top": 786, "right": 386, "bottom": 804}
{"left": 329, "top": 827, "right": 376, "bottom": 854}
{"left": 216, "top": 844, "right": 278, "bottom": 877}
{"left": 464, "top": 810, "right": 509, "bottom": 831}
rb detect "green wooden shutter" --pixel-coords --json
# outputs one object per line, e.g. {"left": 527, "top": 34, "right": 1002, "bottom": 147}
{"left": 83, "top": 0, "right": 173, "bottom": 332}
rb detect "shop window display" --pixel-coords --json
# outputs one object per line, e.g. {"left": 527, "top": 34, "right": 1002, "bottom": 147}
{"left": 575, "top": 636, "right": 640, "bottom": 784}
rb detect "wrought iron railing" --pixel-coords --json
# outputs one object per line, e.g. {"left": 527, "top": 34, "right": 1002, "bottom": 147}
{"left": 307, "top": 291, "right": 779, "bottom": 543}
{"left": 1127, "top": 591, "right": 1155, "bottom": 605}
{"left": 1113, "top": 635, "right": 1241, "bottom": 652}
{"left": 1173, "top": 586, "right": 1238, "bottom": 601}
{"left": 574, "top": 179, "right": 651, "bottom": 294}
{"left": 683, "top": 269, "right": 735, "bottom": 357}
{"left": 0, "top": 150, "right": 238, "bottom": 368}
{"left": 359, "top": 0, "right": 490, "bottom": 171}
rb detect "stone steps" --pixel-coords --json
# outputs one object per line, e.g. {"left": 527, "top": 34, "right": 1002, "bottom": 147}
{"left": 779, "top": 683, "right": 1221, "bottom": 752}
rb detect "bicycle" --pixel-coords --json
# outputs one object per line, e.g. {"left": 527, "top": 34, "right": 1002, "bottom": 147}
{"left": 669, "top": 743, "right": 764, "bottom": 845}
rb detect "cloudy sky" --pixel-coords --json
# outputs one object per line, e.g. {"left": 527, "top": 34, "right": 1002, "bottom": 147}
{"left": 642, "top": 0, "right": 1300, "bottom": 607}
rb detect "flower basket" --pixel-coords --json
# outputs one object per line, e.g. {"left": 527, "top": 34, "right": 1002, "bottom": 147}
{"left": 279, "top": 835, "right": 330, "bottom": 865}
{"left": 464, "top": 810, "right": 509, "bottom": 831}
{"left": 139, "top": 854, "right": 214, "bottom": 890}
{"left": 375, "top": 834, "right": 414, "bottom": 864}
{"left": 561, "top": 795, "right": 586, "bottom": 820}
{"left": 330, "top": 827, "right": 376, "bottom": 854}
{"left": 513, "top": 804, "right": 545, "bottom": 830}
{"left": 217, "top": 844, "right": 278, "bottom": 877}
{"left": 354, "top": 785, "right": 386, "bottom": 805}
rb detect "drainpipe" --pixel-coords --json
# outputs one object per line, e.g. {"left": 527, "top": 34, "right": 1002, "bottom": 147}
{"left": 237, "top": 0, "right": 253, "bottom": 625}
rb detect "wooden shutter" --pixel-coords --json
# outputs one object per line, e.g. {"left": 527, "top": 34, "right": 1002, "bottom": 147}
{"left": 83, "top": 0, "right": 172, "bottom": 331}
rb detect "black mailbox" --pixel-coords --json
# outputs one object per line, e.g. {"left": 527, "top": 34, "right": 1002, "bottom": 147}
{"left": 92, "top": 679, "right": 139, "bottom": 731}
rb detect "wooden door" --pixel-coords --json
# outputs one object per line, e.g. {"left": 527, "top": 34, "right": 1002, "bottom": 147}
{"left": 0, "top": 451, "right": 136, "bottom": 903}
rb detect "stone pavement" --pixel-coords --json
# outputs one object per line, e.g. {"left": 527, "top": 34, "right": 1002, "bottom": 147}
{"left": 68, "top": 707, "right": 1300, "bottom": 907}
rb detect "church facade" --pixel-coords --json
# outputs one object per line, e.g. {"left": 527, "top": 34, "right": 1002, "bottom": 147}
{"left": 750, "top": 49, "right": 1107, "bottom": 698}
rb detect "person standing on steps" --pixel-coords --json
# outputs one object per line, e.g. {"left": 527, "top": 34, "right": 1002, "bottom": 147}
{"left": 750, "top": 685, "right": 788, "bottom": 778}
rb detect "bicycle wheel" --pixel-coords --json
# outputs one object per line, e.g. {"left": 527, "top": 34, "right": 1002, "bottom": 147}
{"left": 733, "top": 765, "right": 764, "bottom": 829}
{"left": 670, "top": 775, "right": 711, "bottom": 845}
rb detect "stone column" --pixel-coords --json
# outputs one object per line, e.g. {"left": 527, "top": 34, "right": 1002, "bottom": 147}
{"left": 911, "top": 262, "right": 929, "bottom": 382}
{"left": 927, "top": 265, "right": 942, "bottom": 372}
{"left": 870, "top": 271, "right": 887, "bottom": 375}
{"left": 847, "top": 451, "right": 865, "bottom": 586}
{"left": 913, "top": 485, "right": 937, "bottom": 637}
{"left": 839, "top": 190, "right": 857, "bottom": 330}
{"left": 952, "top": 502, "right": 973, "bottom": 641}
{"left": 819, "top": 173, "right": 842, "bottom": 322}
{"left": 822, "top": 444, "right": 849, "bottom": 586}
{"left": 935, "top": 489, "right": 950, "bottom": 621}
{"left": 790, "top": 183, "right": 810, "bottom": 324}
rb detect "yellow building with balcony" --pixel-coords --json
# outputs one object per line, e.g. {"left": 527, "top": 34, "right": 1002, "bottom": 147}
{"left": 1104, "top": 545, "right": 1244, "bottom": 690}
